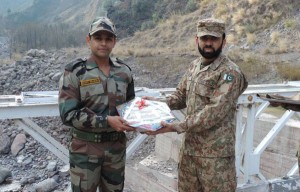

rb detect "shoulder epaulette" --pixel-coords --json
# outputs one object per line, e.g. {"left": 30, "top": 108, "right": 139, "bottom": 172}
{"left": 115, "top": 57, "right": 132, "bottom": 71}
{"left": 65, "top": 58, "right": 87, "bottom": 71}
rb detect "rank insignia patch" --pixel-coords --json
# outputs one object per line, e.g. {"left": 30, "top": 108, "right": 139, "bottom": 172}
{"left": 80, "top": 77, "right": 101, "bottom": 87}
{"left": 223, "top": 73, "right": 234, "bottom": 82}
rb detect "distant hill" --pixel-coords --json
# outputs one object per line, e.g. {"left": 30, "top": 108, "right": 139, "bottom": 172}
{"left": 1, "top": 0, "right": 197, "bottom": 38}
{"left": 0, "top": 0, "right": 103, "bottom": 49}
{"left": 0, "top": 0, "right": 198, "bottom": 52}
{"left": 116, "top": 0, "right": 300, "bottom": 56}
{"left": 113, "top": 0, "right": 300, "bottom": 83}
{"left": 1, "top": 0, "right": 299, "bottom": 80}
{"left": 1, "top": 0, "right": 100, "bottom": 29}
{"left": 0, "top": 0, "right": 34, "bottom": 16}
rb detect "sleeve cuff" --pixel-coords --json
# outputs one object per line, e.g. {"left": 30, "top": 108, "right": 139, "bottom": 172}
{"left": 172, "top": 121, "right": 186, "bottom": 134}
{"left": 158, "top": 97, "right": 167, "bottom": 102}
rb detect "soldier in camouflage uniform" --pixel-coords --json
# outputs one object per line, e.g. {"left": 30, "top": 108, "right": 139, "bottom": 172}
{"left": 145, "top": 18, "right": 248, "bottom": 192}
{"left": 58, "top": 17, "right": 136, "bottom": 192}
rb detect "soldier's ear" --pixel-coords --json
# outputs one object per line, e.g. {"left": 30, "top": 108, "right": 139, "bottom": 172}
{"left": 222, "top": 38, "right": 226, "bottom": 48}
{"left": 86, "top": 35, "right": 91, "bottom": 45}
{"left": 195, "top": 36, "right": 199, "bottom": 45}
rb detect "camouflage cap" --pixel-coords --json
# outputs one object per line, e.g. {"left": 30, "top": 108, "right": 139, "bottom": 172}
{"left": 89, "top": 17, "right": 116, "bottom": 36}
{"left": 197, "top": 18, "right": 225, "bottom": 37}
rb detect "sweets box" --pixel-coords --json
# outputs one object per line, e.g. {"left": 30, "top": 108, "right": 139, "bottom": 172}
{"left": 117, "top": 97, "right": 176, "bottom": 132}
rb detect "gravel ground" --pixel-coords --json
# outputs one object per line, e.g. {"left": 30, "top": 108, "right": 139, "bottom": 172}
{"left": 0, "top": 118, "right": 157, "bottom": 192}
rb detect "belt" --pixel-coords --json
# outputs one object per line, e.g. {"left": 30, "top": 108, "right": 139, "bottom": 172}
{"left": 71, "top": 128, "right": 125, "bottom": 143}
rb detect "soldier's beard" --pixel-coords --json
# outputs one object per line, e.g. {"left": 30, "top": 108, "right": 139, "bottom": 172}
{"left": 198, "top": 43, "right": 223, "bottom": 59}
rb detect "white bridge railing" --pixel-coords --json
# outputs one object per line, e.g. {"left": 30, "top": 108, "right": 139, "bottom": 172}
{"left": 1, "top": 83, "right": 300, "bottom": 191}
{"left": 235, "top": 82, "right": 300, "bottom": 191}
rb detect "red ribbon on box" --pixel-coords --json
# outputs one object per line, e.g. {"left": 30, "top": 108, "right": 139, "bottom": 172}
{"left": 136, "top": 99, "right": 147, "bottom": 110}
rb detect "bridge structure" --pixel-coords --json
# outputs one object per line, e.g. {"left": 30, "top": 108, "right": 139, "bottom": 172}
{"left": 0, "top": 82, "right": 300, "bottom": 191}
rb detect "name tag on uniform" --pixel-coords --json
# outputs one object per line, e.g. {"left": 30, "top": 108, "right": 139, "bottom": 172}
{"left": 80, "top": 77, "right": 101, "bottom": 87}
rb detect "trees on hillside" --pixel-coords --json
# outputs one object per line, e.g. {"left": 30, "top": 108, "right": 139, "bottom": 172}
{"left": 1, "top": 0, "right": 199, "bottom": 53}
{"left": 10, "top": 23, "right": 85, "bottom": 53}
{"left": 106, "top": 0, "right": 198, "bottom": 36}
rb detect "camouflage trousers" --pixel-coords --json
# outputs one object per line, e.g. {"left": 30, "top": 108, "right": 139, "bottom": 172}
{"left": 178, "top": 155, "right": 236, "bottom": 192}
{"left": 69, "top": 137, "right": 126, "bottom": 192}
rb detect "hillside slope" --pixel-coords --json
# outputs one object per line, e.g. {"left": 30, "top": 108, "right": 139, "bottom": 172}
{"left": 117, "top": 0, "right": 300, "bottom": 55}
{"left": 1, "top": 0, "right": 199, "bottom": 39}
{"left": 0, "top": 0, "right": 34, "bottom": 16}
{"left": 3, "top": 0, "right": 100, "bottom": 29}
{"left": 41, "top": 0, "right": 100, "bottom": 28}
{"left": 114, "top": 0, "right": 300, "bottom": 83}
{"left": 1, "top": 0, "right": 300, "bottom": 83}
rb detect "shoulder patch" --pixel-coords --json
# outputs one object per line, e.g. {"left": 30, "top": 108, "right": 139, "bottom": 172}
{"left": 65, "top": 58, "right": 87, "bottom": 71}
{"left": 223, "top": 73, "right": 234, "bottom": 83}
{"left": 115, "top": 57, "right": 132, "bottom": 71}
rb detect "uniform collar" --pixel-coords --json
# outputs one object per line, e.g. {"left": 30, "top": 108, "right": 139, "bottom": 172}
{"left": 200, "top": 53, "right": 226, "bottom": 71}
{"left": 85, "top": 57, "right": 121, "bottom": 70}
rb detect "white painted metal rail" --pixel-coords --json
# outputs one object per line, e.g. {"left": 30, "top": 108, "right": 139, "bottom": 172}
{"left": 1, "top": 83, "right": 300, "bottom": 191}
{"left": 235, "top": 82, "right": 300, "bottom": 190}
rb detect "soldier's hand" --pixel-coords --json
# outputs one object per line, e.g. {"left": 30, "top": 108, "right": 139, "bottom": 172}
{"left": 107, "top": 116, "right": 136, "bottom": 132}
{"left": 142, "top": 96, "right": 159, "bottom": 101}
{"left": 145, "top": 121, "right": 176, "bottom": 135}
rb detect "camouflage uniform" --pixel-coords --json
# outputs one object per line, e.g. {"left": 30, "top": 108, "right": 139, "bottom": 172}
{"left": 58, "top": 17, "right": 135, "bottom": 192}
{"left": 166, "top": 18, "right": 248, "bottom": 192}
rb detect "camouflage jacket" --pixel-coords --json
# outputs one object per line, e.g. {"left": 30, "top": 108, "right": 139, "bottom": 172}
{"left": 167, "top": 54, "right": 248, "bottom": 157}
{"left": 58, "top": 57, "right": 135, "bottom": 133}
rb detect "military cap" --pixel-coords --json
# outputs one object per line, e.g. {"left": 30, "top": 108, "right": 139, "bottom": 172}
{"left": 197, "top": 18, "right": 225, "bottom": 37}
{"left": 89, "top": 17, "right": 116, "bottom": 36}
